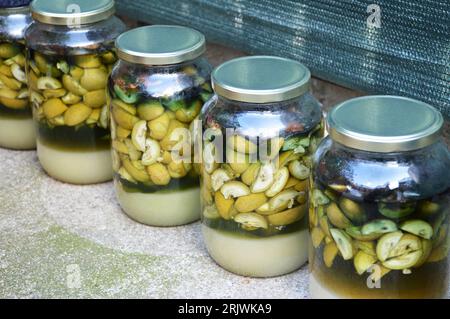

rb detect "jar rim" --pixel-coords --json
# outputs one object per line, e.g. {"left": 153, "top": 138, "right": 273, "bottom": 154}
{"left": 327, "top": 95, "right": 444, "bottom": 153}
{"left": 211, "top": 56, "right": 311, "bottom": 103}
{"left": 116, "top": 25, "right": 206, "bottom": 66}
{"left": 0, "top": 5, "right": 30, "bottom": 14}
{"left": 30, "top": 0, "right": 114, "bottom": 25}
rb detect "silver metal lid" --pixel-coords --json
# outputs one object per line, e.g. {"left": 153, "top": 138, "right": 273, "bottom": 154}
{"left": 116, "top": 25, "right": 206, "bottom": 65}
{"left": 211, "top": 56, "right": 311, "bottom": 103}
{"left": 327, "top": 95, "right": 444, "bottom": 152}
{"left": 30, "top": 0, "right": 115, "bottom": 25}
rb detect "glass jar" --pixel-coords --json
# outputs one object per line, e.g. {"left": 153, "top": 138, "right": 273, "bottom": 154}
{"left": 0, "top": 2, "right": 34, "bottom": 150}
{"left": 310, "top": 96, "right": 450, "bottom": 298}
{"left": 110, "top": 25, "right": 212, "bottom": 226}
{"left": 24, "top": 0, "right": 126, "bottom": 184}
{"left": 200, "top": 56, "right": 323, "bottom": 277}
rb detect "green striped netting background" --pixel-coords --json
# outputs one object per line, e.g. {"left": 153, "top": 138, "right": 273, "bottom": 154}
{"left": 116, "top": 0, "right": 450, "bottom": 118}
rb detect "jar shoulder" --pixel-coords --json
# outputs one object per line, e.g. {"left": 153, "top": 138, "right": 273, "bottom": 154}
{"left": 0, "top": 10, "right": 32, "bottom": 41}
{"left": 201, "top": 92, "right": 323, "bottom": 139}
{"left": 109, "top": 57, "right": 212, "bottom": 100}
{"left": 25, "top": 16, "right": 126, "bottom": 54}
{"left": 314, "top": 137, "right": 450, "bottom": 201}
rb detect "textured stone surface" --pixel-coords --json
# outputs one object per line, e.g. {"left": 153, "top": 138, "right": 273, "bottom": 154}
{"left": 0, "top": 40, "right": 448, "bottom": 299}
{"left": 0, "top": 148, "right": 310, "bottom": 298}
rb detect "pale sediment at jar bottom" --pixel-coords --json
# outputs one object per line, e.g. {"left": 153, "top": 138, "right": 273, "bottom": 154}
{"left": 36, "top": 139, "right": 112, "bottom": 184}
{"left": 0, "top": 116, "right": 36, "bottom": 150}
{"left": 202, "top": 224, "right": 308, "bottom": 277}
{"left": 115, "top": 181, "right": 200, "bottom": 226}
{"left": 309, "top": 274, "right": 342, "bottom": 299}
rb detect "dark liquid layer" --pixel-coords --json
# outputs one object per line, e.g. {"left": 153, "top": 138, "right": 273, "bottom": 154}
{"left": 311, "top": 244, "right": 448, "bottom": 298}
{"left": 203, "top": 214, "right": 308, "bottom": 238}
{"left": 37, "top": 121, "right": 110, "bottom": 151}
{"left": 117, "top": 175, "right": 199, "bottom": 194}
{"left": 0, "top": 103, "right": 31, "bottom": 119}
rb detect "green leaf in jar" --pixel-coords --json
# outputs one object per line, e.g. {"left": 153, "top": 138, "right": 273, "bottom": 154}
{"left": 56, "top": 60, "right": 69, "bottom": 74}
{"left": 163, "top": 98, "right": 187, "bottom": 112}
{"left": 114, "top": 84, "right": 138, "bottom": 104}
{"left": 281, "top": 135, "right": 310, "bottom": 152}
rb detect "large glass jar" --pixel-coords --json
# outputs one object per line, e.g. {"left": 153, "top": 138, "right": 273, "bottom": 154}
{"left": 24, "top": 0, "right": 126, "bottom": 184}
{"left": 200, "top": 56, "right": 323, "bottom": 277}
{"left": 0, "top": 1, "right": 34, "bottom": 150}
{"left": 110, "top": 25, "right": 212, "bottom": 226}
{"left": 310, "top": 96, "right": 450, "bottom": 298}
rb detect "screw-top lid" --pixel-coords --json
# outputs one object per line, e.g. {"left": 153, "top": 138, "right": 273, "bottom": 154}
{"left": 30, "top": 0, "right": 114, "bottom": 25}
{"left": 0, "top": 0, "right": 31, "bottom": 8}
{"left": 327, "top": 95, "right": 444, "bottom": 152}
{"left": 211, "top": 56, "right": 311, "bottom": 103}
{"left": 116, "top": 25, "right": 206, "bottom": 66}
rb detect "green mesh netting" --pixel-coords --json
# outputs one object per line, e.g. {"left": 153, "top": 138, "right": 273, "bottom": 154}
{"left": 116, "top": 0, "right": 450, "bottom": 118}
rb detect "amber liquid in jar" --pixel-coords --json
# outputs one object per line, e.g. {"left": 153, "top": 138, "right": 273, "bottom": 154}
{"left": 310, "top": 140, "right": 450, "bottom": 298}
